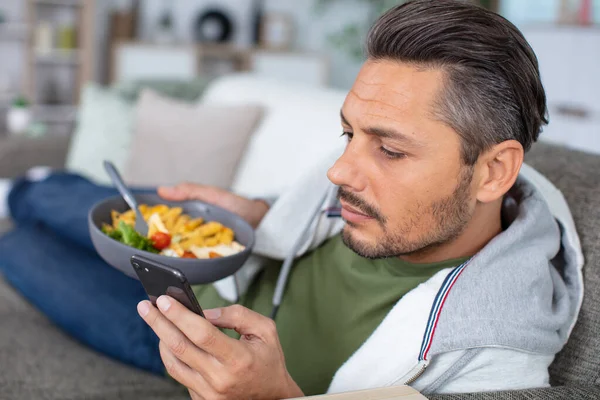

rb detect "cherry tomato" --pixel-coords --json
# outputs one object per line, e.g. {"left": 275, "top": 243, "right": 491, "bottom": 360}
{"left": 182, "top": 251, "right": 196, "bottom": 259}
{"left": 151, "top": 232, "right": 171, "bottom": 250}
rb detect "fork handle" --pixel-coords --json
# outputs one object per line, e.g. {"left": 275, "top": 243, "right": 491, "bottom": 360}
{"left": 103, "top": 161, "right": 140, "bottom": 213}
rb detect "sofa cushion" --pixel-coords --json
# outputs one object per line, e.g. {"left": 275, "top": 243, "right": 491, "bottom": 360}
{"left": 124, "top": 89, "right": 263, "bottom": 189}
{"left": 0, "top": 276, "right": 188, "bottom": 400}
{"left": 65, "top": 84, "right": 134, "bottom": 185}
{"left": 525, "top": 143, "right": 600, "bottom": 386}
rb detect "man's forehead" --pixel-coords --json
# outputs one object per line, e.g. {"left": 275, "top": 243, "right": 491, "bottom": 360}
{"left": 346, "top": 60, "right": 445, "bottom": 115}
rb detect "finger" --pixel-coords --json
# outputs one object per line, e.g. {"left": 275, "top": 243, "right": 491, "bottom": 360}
{"left": 205, "top": 304, "right": 279, "bottom": 341}
{"left": 156, "top": 296, "right": 242, "bottom": 363}
{"left": 157, "top": 183, "right": 201, "bottom": 201}
{"left": 137, "top": 300, "right": 213, "bottom": 373}
{"left": 159, "top": 341, "right": 211, "bottom": 398}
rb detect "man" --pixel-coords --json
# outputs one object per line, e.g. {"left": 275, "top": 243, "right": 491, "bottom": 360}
{"left": 131, "top": 0, "right": 582, "bottom": 398}
{"left": 0, "top": 0, "right": 583, "bottom": 398}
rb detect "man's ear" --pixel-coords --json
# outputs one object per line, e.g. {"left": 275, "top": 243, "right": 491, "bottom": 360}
{"left": 475, "top": 140, "right": 524, "bottom": 203}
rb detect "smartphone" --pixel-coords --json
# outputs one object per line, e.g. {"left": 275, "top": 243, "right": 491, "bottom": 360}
{"left": 131, "top": 255, "right": 205, "bottom": 318}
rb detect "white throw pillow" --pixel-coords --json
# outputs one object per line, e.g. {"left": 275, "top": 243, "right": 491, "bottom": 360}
{"left": 65, "top": 84, "right": 134, "bottom": 184}
{"left": 201, "top": 74, "right": 347, "bottom": 198}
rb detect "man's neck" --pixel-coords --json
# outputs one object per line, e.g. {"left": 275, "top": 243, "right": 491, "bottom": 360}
{"left": 399, "top": 199, "right": 503, "bottom": 264}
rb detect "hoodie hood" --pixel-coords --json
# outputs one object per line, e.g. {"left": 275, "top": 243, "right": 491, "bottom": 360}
{"left": 429, "top": 172, "right": 584, "bottom": 356}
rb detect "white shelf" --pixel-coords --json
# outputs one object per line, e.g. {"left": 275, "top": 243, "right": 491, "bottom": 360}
{"left": 35, "top": 49, "right": 80, "bottom": 65}
{"left": 34, "top": 0, "right": 82, "bottom": 7}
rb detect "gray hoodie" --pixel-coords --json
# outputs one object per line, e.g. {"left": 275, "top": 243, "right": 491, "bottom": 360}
{"left": 212, "top": 153, "right": 584, "bottom": 394}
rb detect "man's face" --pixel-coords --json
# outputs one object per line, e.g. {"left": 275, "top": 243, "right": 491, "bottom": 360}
{"left": 327, "top": 60, "right": 477, "bottom": 259}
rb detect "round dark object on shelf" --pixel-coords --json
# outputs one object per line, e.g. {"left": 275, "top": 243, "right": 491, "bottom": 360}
{"left": 193, "top": 9, "right": 234, "bottom": 43}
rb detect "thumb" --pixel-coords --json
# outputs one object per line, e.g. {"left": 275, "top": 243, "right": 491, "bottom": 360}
{"left": 205, "top": 305, "right": 277, "bottom": 341}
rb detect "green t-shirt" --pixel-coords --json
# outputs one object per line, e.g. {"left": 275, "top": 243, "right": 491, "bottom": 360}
{"left": 193, "top": 234, "right": 468, "bottom": 395}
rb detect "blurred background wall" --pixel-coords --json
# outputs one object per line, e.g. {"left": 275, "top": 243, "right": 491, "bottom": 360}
{"left": 0, "top": 0, "right": 598, "bottom": 152}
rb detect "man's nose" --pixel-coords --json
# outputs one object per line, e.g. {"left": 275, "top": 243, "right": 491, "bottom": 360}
{"left": 327, "top": 149, "right": 366, "bottom": 192}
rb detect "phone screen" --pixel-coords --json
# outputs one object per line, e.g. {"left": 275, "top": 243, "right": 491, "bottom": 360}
{"left": 131, "top": 255, "right": 205, "bottom": 317}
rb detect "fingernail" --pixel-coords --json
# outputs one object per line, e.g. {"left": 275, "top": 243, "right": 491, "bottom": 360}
{"left": 157, "top": 296, "right": 171, "bottom": 312}
{"left": 203, "top": 308, "right": 221, "bottom": 320}
{"left": 137, "top": 301, "right": 150, "bottom": 317}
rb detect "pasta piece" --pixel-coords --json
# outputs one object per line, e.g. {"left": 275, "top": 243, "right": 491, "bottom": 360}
{"left": 163, "top": 207, "right": 183, "bottom": 232}
{"left": 205, "top": 236, "right": 219, "bottom": 247}
{"left": 171, "top": 215, "right": 190, "bottom": 234}
{"left": 198, "top": 222, "right": 223, "bottom": 238}
{"left": 184, "top": 218, "right": 204, "bottom": 232}
{"left": 220, "top": 232, "right": 234, "bottom": 245}
{"left": 149, "top": 205, "right": 169, "bottom": 216}
{"left": 139, "top": 204, "right": 149, "bottom": 218}
{"left": 184, "top": 234, "right": 206, "bottom": 248}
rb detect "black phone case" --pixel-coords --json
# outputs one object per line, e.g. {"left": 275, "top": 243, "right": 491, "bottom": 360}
{"left": 130, "top": 255, "right": 205, "bottom": 317}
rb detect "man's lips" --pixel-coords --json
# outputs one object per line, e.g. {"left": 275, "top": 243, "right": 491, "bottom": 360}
{"left": 340, "top": 200, "right": 373, "bottom": 224}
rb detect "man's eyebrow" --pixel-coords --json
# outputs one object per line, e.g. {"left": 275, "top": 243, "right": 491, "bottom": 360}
{"left": 340, "top": 110, "right": 422, "bottom": 147}
{"left": 340, "top": 110, "right": 350, "bottom": 126}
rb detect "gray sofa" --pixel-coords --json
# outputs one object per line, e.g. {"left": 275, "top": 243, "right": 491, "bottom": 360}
{"left": 0, "top": 136, "right": 598, "bottom": 399}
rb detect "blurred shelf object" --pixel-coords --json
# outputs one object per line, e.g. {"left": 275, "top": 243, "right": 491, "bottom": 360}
{"left": 34, "top": 49, "right": 80, "bottom": 65}
{"left": 0, "top": 23, "right": 29, "bottom": 41}
{"left": 198, "top": 44, "right": 251, "bottom": 78}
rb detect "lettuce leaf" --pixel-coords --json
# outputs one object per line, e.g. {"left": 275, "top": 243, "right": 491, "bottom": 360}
{"left": 104, "top": 221, "right": 159, "bottom": 253}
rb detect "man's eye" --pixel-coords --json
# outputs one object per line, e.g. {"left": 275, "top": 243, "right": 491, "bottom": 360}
{"left": 341, "top": 132, "right": 353, "bottom": 142}
{"left": 380, "top": 147, "right": 406, "bottom": 160}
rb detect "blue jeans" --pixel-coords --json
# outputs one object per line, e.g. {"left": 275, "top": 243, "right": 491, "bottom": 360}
{"left": 0, "top": 174, "right": 164, "bottom": 374}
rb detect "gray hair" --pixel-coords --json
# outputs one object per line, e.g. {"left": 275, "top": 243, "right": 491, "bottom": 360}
{"left": 366, "top": 0, "right": 548, "bottom": 165}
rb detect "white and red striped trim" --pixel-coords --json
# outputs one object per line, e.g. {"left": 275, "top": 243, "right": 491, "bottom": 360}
{"left": 418, "top": 259, "right": 472, "bottom": 361}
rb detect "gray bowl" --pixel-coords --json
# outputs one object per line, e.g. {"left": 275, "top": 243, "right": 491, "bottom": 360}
{"left": 88, "top": 193, "right": 255, "bottom": 284}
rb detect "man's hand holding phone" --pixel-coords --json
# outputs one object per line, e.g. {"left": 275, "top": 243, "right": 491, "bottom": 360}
{"left": 137, "top": 298, "right": 304, "bottom": 400}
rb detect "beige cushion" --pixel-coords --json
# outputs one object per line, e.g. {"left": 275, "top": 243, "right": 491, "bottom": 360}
{"left": 124, "top": 89, "right": 262, "bottom": 188}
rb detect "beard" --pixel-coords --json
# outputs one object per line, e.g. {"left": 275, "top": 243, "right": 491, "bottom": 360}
{"left": 339, "top": 166, "right": 474, "bottom": 259}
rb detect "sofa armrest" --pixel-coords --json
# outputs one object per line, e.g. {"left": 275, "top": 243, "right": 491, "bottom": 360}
{"left": 428, "top": 384, "right": 600, "bottom": 400}
{"left": 0, "top": 134, "right": 71, "bottom": 179}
